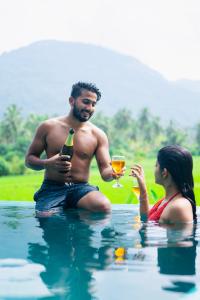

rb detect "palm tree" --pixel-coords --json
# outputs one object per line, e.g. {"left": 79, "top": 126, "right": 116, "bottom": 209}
{"left": 0, "top": 104, "right": 23, "bottom": 144}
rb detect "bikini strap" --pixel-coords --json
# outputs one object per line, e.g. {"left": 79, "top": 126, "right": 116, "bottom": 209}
{"left": 167, "top": 192, "right": 180, "bottom": 203}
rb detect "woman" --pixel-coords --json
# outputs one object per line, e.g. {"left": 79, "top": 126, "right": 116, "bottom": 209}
{"left": 131, "top": 145, "right": 196, "bottom": 224}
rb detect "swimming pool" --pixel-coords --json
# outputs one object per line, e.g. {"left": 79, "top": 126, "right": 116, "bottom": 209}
{"left": 0, "top": 201, "right": 200, "bottom": 300}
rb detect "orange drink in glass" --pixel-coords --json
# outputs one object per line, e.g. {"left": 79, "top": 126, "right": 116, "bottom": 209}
{"left": 111, "top": 155, "right": 125, "bottom": 188}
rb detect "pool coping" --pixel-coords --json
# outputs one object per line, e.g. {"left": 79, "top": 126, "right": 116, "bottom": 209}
{"left": 0, "top": 201, "right": 139, "bottom": 210}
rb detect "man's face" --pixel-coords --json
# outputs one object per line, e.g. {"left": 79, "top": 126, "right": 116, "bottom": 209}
{"left": 71, "top": 90, "right": 97, "bottom": 122}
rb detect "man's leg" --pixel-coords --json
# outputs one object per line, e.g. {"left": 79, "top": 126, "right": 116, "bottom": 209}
{"left": 34, "top": 180, "right": 68, "bottom": 215}
{"left": 77, "top": 191, "right": 111, "bottom": 213}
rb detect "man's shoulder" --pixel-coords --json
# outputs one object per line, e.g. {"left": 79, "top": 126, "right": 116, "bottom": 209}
{"left": 89, "top": 122, "right": 107, "bottom": 138}
{"left": 35, "top": 117, "right": 65, "bottom": 136}
{"left": 40, "top": 116, "right": 65, "bottom": 128}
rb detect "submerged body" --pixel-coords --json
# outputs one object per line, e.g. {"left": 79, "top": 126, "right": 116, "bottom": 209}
{"left": 148, "top": 193, "right": 193, "bottom": 223}
{"left": 131, "top": 145, "right": 196, "bottom": 225}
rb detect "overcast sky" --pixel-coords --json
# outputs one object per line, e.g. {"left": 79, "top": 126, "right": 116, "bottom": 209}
{"left": 0, "top": 0, "right": 200, "bottom": 81}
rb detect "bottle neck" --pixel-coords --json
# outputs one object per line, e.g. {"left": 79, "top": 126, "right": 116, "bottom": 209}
{"left": 65, "top": 128, "right": 74, "bottom": 146}
{"left": 65, "top": 134, "right": 74, "bottom": 146}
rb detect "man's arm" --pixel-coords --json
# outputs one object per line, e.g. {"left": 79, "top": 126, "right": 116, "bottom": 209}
{"left": 95, "top": 129, "right": 114, "bottom": 182}
{"left": 25, "top": 122, "right": 71, "bottom": 173}
{"left": 25, "top": 122, "right": 48, "bottom": 170}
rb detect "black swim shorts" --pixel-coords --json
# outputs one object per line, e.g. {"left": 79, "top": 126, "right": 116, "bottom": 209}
{"left": 34, "top": 179, "right": 99, "bottom": 211}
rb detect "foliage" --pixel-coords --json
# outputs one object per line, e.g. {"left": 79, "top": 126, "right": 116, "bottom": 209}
{"left": 0, "top": 104, "right": 23, "bottom": 144}
{"left": 0, "top": 105, "right": 48, "bottom": 175}
{"left": 0, "top": 157, "right": 10, "bottom": 176}
{"left": 9, "top": 156, "right": 26, "bottom": 175}
{"left": 196, "top": 123, "right": 200, "bottom": 154}
{"left": 0, "top": 104, "right": 200, "bottom": 176}
{"left": 162, "top": 120, "right": 187, "bottom": 146}
{"left": 0, "top": 157, "right": 200, "bottom": 205}
{"left": 150, "top": 189, "right": 159, "bottom": 203}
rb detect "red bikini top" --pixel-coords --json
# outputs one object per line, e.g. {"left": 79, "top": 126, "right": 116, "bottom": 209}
{"left": 148, "top": 192, "right": 179, "bottom": 222}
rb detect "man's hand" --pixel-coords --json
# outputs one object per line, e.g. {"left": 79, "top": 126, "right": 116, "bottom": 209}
{"left": 112, "top": 165, "right": 126, "bottom": 179}
{"left": 44, "top": 154, "right": 72, "bottom": 173}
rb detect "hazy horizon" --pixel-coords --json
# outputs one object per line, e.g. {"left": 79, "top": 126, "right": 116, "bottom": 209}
{"left": 0, "top": 0, "right": 200, "bottom": 81}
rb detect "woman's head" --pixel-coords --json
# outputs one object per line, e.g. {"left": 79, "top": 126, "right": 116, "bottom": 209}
{"left": 156, "top": 145, "right": 196, "bottom": 219}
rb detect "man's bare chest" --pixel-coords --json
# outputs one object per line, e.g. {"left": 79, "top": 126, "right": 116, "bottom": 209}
{"left": 46, "top": 127, "right": 97, "bottom": 159}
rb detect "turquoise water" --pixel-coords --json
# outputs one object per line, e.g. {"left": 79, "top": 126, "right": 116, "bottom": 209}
{"left": 0, "top": 201, "right": 200, "bottom": 300}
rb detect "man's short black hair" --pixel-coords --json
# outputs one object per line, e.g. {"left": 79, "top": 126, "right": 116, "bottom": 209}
{"left": 71, "top": 82, "right": 101, "bottom": 101}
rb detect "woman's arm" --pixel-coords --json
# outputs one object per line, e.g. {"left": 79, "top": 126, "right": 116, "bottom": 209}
{"left": 131, "top": 165, "right": 149, "bottom": 221}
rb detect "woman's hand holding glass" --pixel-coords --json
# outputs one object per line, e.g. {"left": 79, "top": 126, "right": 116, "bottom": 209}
{"left": 130, "top": 165, "right": 147, "bottom": 199}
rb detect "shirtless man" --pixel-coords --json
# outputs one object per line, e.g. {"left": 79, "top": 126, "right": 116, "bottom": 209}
{"left": 25, "top": 82, "right": 117, "bottom": 213}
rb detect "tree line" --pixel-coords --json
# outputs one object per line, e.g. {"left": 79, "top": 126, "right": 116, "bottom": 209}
{"left": 0, "top": 104, "right": 200, "bottom": 176}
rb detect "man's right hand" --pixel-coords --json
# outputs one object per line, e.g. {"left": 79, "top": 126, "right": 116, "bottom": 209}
{"left": 44, "top": 154, "right": 72, "bottom": 173}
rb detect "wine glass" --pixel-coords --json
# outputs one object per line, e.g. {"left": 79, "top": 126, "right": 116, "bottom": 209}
{"left": 132, "top": 177, "right": 140, "bottom": 200}
{"left": 111, "top": 155, "right": 125, "bottom": 188}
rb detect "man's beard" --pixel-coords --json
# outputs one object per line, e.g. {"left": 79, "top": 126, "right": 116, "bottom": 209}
{"left": 72, "top": 105, "right": 93, "bottom": 122}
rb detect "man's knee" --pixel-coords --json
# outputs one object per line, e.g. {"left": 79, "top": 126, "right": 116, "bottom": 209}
{"left": 97, "top": 199, "right": 111, "bottom": 213}
{"left": 77, "top": 191, "right": 111, "bottom": 213}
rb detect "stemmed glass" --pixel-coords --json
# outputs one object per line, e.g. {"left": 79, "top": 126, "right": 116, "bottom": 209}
{"left": 132, "top": 177, "right": 140, "bottom": 200}
{"left": 111, "top": 155, "right": 125, "bottom": 188}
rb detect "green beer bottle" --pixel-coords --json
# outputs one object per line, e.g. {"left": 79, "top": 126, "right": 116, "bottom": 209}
{"left": 60, "top": 128, "right": 74, "bottom": 161}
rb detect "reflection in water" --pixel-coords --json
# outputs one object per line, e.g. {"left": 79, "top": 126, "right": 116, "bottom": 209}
{"left": 114, "top": 247, "right": 127, "bottom": 263}
{"left": 139, "top": 223, "right": 197, "bottom": 294}
{"left": 0, "top": 258, "right": 52, "bottom": 298}
{"left": 2, "top": 206, "right": 27, "bottom": 229}
{"left": 158, "top": 237, "right": 197, "bottom": 294}
{"left": 0, "top": 204, "right": 200, "bottom": 299}
{"left": 158, "top": 244, "right": 197, "bottom": 275}
{"left": 28, "top": 211, "right": 112, "bottom": 300}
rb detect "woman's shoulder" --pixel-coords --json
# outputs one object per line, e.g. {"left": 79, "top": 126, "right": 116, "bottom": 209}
{"left": 172, "top": 196, "right": 192, "bottom": 208}
{"left": 166, "top": 197, "right": 193, "bottom": 223}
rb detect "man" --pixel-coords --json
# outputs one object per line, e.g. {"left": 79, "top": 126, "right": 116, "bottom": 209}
{"left": 25, "top": 82, "right": 118, "bottom": 213}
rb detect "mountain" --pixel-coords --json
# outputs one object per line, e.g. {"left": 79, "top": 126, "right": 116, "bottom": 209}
{"left": 0, "top": 40, "right": 200, "bottom": 125}
{"left": 174, "top": 79, "right": 200, "bottom": 94}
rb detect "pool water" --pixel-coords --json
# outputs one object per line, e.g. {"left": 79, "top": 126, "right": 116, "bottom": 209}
{"left": 0, "top": 201, "right": 200, "bottom": 300}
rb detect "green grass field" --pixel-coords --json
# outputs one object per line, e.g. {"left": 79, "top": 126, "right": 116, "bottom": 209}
{"left": 0, "top": 157, "right": 200, "bottom": 205}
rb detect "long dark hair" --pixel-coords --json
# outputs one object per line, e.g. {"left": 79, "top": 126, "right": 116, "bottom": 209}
{"left": 157, "top": 145, "right": 196, "bottom": 220}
